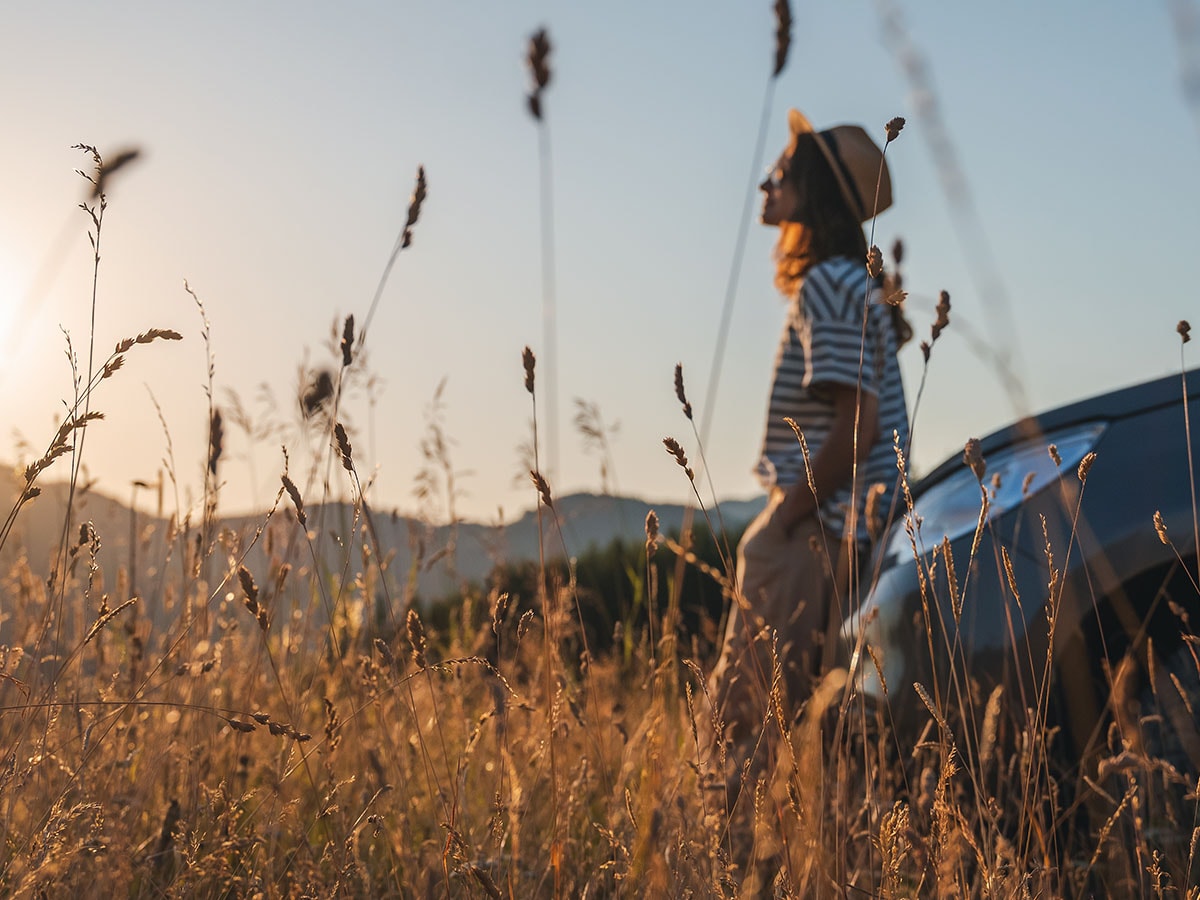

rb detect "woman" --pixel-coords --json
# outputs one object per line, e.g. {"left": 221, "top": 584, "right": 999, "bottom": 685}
{"left": 704, "top": 109, "right": 910, "bottom": 763}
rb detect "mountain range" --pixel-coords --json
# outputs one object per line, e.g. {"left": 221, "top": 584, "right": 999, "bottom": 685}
{"left": 0, "top": 465, "right": 766, "bottom": 606}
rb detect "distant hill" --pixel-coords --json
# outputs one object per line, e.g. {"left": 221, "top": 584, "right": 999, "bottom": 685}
{"left": 0, "top": 466, "right": 765, "bottom": 609}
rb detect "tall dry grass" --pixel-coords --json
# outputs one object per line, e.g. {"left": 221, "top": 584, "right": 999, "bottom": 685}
{"left": 5, "top": 234, "right": 1198, "bottom": 896}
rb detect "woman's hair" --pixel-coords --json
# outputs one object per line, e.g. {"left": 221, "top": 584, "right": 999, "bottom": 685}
{"left": 774, "top": 132, "right": 912, "bottom": 347}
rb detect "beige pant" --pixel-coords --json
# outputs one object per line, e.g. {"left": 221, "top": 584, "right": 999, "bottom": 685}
{"left": 701, "top": 490, "right": 854, "bottom": 753}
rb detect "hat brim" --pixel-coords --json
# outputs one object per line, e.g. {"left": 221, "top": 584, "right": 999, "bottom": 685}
{"left": 786, "top": 108, "right": 891, "bottom": 222}
{"left": 788, "top": 108, "right": 815, "bottom": 138}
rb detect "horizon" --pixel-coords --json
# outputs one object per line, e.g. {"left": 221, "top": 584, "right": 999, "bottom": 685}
{"left": 1, "top": 459, "right": 767, "bottom": 528}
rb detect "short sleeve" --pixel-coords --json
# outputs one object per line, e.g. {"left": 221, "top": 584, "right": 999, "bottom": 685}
{"left": 801, "top": 261, "right": 879, "bottom": 396}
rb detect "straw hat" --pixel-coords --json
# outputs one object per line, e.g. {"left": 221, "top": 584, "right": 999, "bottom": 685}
{"left": 788, "top": 109, "right": 891, "bottom": 222}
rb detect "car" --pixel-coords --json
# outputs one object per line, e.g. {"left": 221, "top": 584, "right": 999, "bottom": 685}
{"left": 844, "top": 366, "right": 1200, "bottom": 784}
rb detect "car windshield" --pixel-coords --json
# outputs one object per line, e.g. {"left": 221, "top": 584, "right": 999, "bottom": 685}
{"left": 884, "top": 422, "right": 1107, "bottom": 560}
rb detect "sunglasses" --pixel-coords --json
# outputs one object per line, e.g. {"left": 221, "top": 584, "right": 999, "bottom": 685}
{"left": 762, "top": 154, "right": 791, "bottom": 187}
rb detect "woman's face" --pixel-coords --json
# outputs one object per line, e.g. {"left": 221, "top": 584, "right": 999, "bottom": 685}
{"left": 759, "top": 152, "right": 802, "bottom": 226}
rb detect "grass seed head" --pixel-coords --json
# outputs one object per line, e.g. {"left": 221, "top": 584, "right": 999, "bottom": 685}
{"left": 1179, "top": 320, "right": 1192, "bottom": 344}
{"left": 859, "top": 643, "right": 888, "bottom": 699}
{"left": 237, "top": 565, "right": 258, "bottom": 602}
{"left": 530, "top": 470, "right": 553, "bottom": 508}
{"left": 341, "top": 315, "right": 355, "bottom": 367}
{"left": 942, "top": 536, "right": 961, "bottom": 621}
{"left": 407, "top": 608, "right": 428, "bottom": 668}
{"left": 526, "top": 28, "right": 552, "bottom": 120}
{"left": 916, "top": 682, "right": 950, "bottom": 732}
{"left": 931, "top": 290, "right": 951, "bottom": 341}
{"left": 645, "top": 510, "right": 659, "bottom": 550}
{"left": 83, "top": 597, "right": 137, "bottom": 645}
{"left": 885, "top": 116, "right": 906, "bottom": 143}
{"left": 980, "top": 685, "right": 1003, "bottom": 764}
{"left": 1077, "top": 450, "right": 1096, "bottom": 482}
{"left": 137, "top": 327, "right": 183, "bottom": 344}
{"left": 522, "top": 346, "right": 536, "bottom": 394}
{"left": 402, "top": 166, "right": 427, "bottom": 247}
{"left": 773, "top": 0, "right": 793, "bottom": 77}
{"left": 1049, "top": 443, "right": 1062, "bottom": 467}
{"left": 662, "top": 436, "right": 691, "bottom": 472}
{"left": 372, "top": 637, "right": 396, "bottom": 667}
{"left": 673, "top": 363, "right": 693, "bottom": 420}
{"left": 302, "top": 370, "right": 334, "bottom": 418}
{"left": 963, "top": 437, "right": 986, "bottom": 482}
{"left": 118, "top": 328, "right": 183, "bottom": 353}
{"left": 1154, "top": 509, "right": 1169, "bottom": 544}
{"left": 1001, "top": 546, "right": 1020, "bottom": 602}
{"left": 238, "top": 566, "right": 260, "bottom": 623}
{"left": 867, "top": 245, "right": 884, "bottom": 278}
{"left": 323, "top": 697, "right": 342, "bottom": 751}
{"left": 281, "top": 474, "right": 307, "bottom": 527}
{"left": 207, "top": 409, "right": 224, "bottom": 476}
{"left": 1021, "top": 471, "right": 1036, "bottom": 496}
{"left": 334, "top": 423, "right": 354, "bottom": 473}
{"left": 490, "top": 591, "right": 510, "bottom": 635}
{"left": 518, "top": 609, "right": 535, "bottom": 640}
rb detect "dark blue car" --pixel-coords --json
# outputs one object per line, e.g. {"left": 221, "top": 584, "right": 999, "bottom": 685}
{"left": 844, "top": 366, "right": 1200, "bottom": 776}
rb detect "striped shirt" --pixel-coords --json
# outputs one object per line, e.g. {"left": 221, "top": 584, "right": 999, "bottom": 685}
{"left": 754, "top": 256, "right": 909, "bottom": 538}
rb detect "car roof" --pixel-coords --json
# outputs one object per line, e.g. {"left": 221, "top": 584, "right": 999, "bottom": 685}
{"left": 915, "top": 366, "right": 1200, "bottom": 489}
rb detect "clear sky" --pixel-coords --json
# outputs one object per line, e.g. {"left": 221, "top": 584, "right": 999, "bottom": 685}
{"left": 2, "top": 2, "right": 1198, "bottom": 526}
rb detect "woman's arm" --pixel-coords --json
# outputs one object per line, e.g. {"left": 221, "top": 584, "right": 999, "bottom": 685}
{"left": 777, "top": 383, "right": 879, "bottom": 535}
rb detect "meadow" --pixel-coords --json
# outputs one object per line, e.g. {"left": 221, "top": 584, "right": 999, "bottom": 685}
{"left": 3, "top": 15, "right": 1200, "bottom": 897}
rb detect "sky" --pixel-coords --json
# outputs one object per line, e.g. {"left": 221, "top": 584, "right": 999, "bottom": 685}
{"left": 1, "top": 1, "right": 1198, "bottom": 527}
